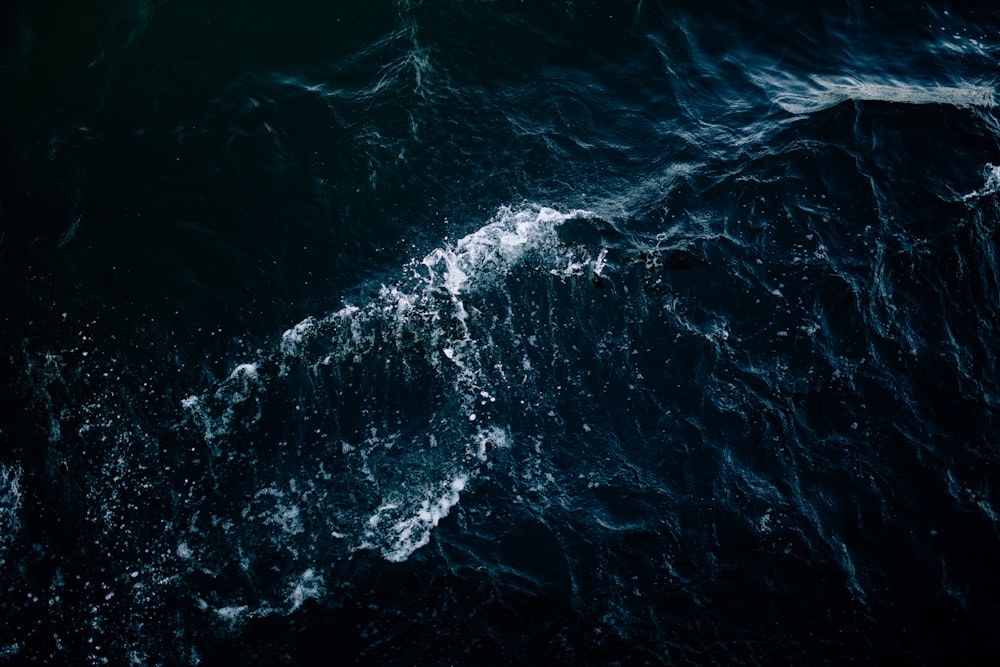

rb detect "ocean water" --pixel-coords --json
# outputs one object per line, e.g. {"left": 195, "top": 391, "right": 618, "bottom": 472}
{"left": 2, "top": 1, "right": 1000, "bottom": 663}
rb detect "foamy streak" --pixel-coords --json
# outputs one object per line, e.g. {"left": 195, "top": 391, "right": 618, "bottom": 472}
{"left": 756, "top": 72, "right": 997, "bottom": 114}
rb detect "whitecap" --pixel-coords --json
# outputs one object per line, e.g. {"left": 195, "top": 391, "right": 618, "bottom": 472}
{"left": 418, "top": 205, "right": 593, "bottom": 296}
{"left": 962, "top": 163, "right": 1000, "bottom": 201}
{"left": 369, "top": 474, "right": 470, "bottom": 563}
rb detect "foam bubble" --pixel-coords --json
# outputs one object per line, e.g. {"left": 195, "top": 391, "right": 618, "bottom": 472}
{"left": 215, "top": 606, "right": 249, "bottom": 625}
{"left": 419, "top": 205, "right": 596, "bottom": 295}
{"left": 963, "top": 163, "right": 1000, "bottom": 201}
{"left": 229, "top": 363, "right": 259, "bottom": 380}
{"left": 280, "top": 316, "right": 317, "bottom": 357}
{"left": 286, "top": 568, "right": 323, "bottom": 612}
{"left": 0, "top": 464, "right": 23, "bottom": 564}
{"left": 372, "top": 474, "right": 470, "bottom": 563}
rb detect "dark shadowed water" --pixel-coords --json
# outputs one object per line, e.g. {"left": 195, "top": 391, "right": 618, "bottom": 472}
{"left": 2, "top": 1, "right": 1000, "bottom": 664}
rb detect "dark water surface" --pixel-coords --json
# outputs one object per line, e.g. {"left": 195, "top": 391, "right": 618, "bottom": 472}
{"left": 3, "top": 1, "right": 1000, "bottom": 664}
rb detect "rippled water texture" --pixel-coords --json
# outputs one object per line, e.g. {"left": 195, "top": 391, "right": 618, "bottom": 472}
{"left": 2, "top": 1, "right": 1000, "bottom": 663}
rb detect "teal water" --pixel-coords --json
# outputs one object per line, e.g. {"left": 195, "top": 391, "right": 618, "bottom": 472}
{"left": 2, "top": 1, "right": 1000, "bottom": 663}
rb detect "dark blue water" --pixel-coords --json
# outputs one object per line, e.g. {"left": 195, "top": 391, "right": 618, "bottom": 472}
{"left": 3, "top": 1, "right": 1000, "bottom": 663}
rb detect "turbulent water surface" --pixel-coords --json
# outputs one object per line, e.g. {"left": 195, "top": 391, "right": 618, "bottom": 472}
{"left": 2, "top": 1, "right": 1000, "bottom": 664}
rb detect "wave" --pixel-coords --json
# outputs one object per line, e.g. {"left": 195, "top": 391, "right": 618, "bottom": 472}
{"left": 180, "top": 205, "right": 604, "bottom": 569}
{"left": 2, "top": 201, "right": 617, "bottom": 662}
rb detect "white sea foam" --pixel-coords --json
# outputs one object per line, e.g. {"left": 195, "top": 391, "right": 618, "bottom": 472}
{"left": 286, "top": 568, "right": 323, "bottom": 612}
{"left": 419, "top": 205, "right": 593, "bottom": 295}
{"left": 756, "top": 72, "right": 997, "bottom": 114}
{"left": 181, "top": 359, "right": 263, "bottom": 443}
{"left": 229, "top": 363, "right": 258, "bottom": 380}
{"left": 0, "top": 464, "right": 23, "bottom": 564}
{"left": 372, "top": 475, "right": 469, "bottom": 563}
{"left": 280, "top": 316, "right": 317, "bottom": 357}
{"left": 962, "top": 163, "right": 1000, "bottom": 201}
{"left": 215, "top": 605, "right": 249, "bottom": 625}
{"left": 256, "top": 488, "right": 304, "bottom": 536}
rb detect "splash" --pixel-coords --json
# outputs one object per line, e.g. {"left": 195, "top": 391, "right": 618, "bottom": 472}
{"left": 180, "top": 205, "right": 599, "bottom": 566}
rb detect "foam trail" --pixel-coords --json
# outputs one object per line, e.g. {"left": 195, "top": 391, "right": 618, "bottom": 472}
{"left": 755, "top": 72, "right": 997, "bottom": 114}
